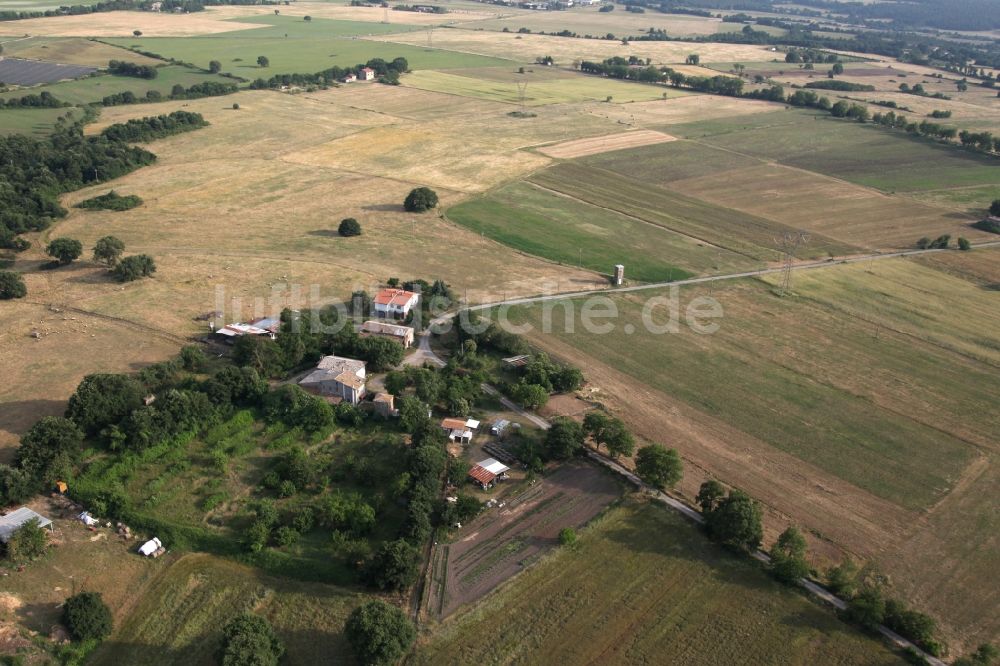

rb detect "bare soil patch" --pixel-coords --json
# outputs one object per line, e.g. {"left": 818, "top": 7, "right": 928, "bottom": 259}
{"left": 537, "top": 129, "right": 676, "bottom": 158}
{"left": 425, "top": 459, "right": 621, "bottom": 619}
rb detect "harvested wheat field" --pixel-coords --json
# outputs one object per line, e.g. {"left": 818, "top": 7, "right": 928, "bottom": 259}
{"left": 0, "top": 9, "right": 265, "bottom": 37}
{"left": 666, "top": 162, "right": 987, "bottom": 249}
{"left": 455, "top": 7, "right": 727, "bottom": 37}
{"left": 582, "top": 94, "right": 782, "bottom": 127}
{"left": 537, "top": 129, "right": 676, "bottom": 158}
{"left": 367, "top": 29, "right": 774, "bottom": 66}
{"left": 0, "top": 36, "right": 162, "bottom": 66}
{"left": 212, "top": 2, "right": 503, "bottom": 25}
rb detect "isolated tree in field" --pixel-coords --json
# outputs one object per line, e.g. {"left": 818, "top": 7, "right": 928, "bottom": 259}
{"left": 62, "top": 591, "right": 113, "bottom": 642}
{"left": 958, "top": 237, "right": 971, "bottom": 250}
{"left": 344, "top": 600, "right": 416, "bottom": 666}
{"left": 5, "top": 518, "right": 48, "bottom": 564}
{"left": 304, "top": 14, "right": 312, "bottom": 21}
{"left": 685, "top": 54, "right": 699, "bottom": 65}
{"left": 403, "top": 187, "right": 438, "bottom": 212}
{"left": 559, "top": 527, "right": 577, "bottom": 546}
{"left": 209, "top": 60, "right": 222, "bottom": 73}
{"left": 133, "top": 29, "right": 142, "bottom": 37}
{"left": 769, "top": 526, "right": 809, "bottom": 584}
{"left": 46, "top": 237, "right": 82, "bottom": 265}
{"left": 93, "top": 235, "right": 125, "bottom": 267}
{"left": 112, "top": 254, "right": 156, "bottom": 282}
{"left": 0, "top": 270, "right": 26, "bottom": 299}
{"left": 831, "top": 62, "right": 844, "bottom": 75}
{"left": 364, "top": 539, "right": 418, "bottom": 591}
{"left": 703, "top": 488, "right": 763, "bottom": 553}
{"left": 544, "top": 417, "right": 584, "bottom": 460}
{"left": 16, "top": 416, "right": 83, "bottom": 485}
{"left": 339, "top": 217, "right": 362, "bottom": 236}
{"left": 989, "top": 199, "right": 1000, "bottom": 217}
{"left": 635, "top": 444, "right": 682, "bottom": 489}
{"left": 221, "top": 613, "right": 284, "bottom": 666}
{"left": 257, "top": 55, "right": 270, "bottom": 68}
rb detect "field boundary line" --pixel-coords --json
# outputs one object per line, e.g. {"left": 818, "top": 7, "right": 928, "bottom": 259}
{"left": 24, "top": 300, "right": 191, "bottom": 345}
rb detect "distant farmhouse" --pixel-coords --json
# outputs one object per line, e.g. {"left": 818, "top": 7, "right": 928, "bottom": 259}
{"left": 361, "top": 320, "right": 415, "bottom": 348}
{"left": 299, "top": 355, "right": 367, "bottom": 404}
{"left": 373, "top": 288, "right": 420, "bottom": 319}
{"left": 359, "top": 67, "right": 376, "bottom": 81}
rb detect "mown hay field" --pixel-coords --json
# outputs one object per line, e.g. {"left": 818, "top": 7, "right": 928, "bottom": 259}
{"left": 446, "top": 181, "right": 756, "bottom": 282}
{"left": 0, "top": 35, "right": 162, "bottom": 66}
{"left": 415, "top": 500, "right": 906, "bottom": 666}
{"left": 90, "top": 553, "right": 361, "bottom": 665}
{"left": 528, "top": 161, "right": 857, "bottom": 260}
{"left": 453, "top": 6, "right": 728, "bottom": 37}
{"left": 536, "top": 128, "right": 676, "bottom": 158}
{"left": 368, "top": 28, "right": 775, "bottom": 66}
{"left": 401, "top": 69, "right": 683, "bottom": 106}
{"left": 673, "top": 110, "right": 1000, "bottom": 192}
{"left": 0, "top": 9, "right": 265, "bottom": 37}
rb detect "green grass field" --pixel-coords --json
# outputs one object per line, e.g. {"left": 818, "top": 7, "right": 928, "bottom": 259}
{"left": 528, "top": 162, "right": 856, "bottom": 260}
{"left": 90, "top": 553, "right": 361, "bottom": 665}
{"left": 415, "top": 500, "right": 905, "bottom": 665}
{"left": 0, "top": 65, "right": 235, "bottom": 105}
{"left": 446, "top": 181, "right": 755, "bottom": 282}
{"left": 0, "top": 105, "right": 80, "bottom": 135}
{"left": 505, "top": 259, "right": 999, "bottom": 509}
{"left": 402, "top": 68, "right": 682, "bottom": 105}
{"left": 104, "top": 16, "right": 512, "bottom": 77}
{"left": 671, "top": 110, "right": 1000, "bottom": 192}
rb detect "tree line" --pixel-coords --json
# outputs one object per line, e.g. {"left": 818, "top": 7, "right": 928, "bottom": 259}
{"left": 248, "top": 56, "right": 410, "bottom": 90}
{"left": 101, "top": 110, "right": 207, "bottom": 142}
{"left": 0, "top": 91, "right": 70, "bottom": 109}
{"left": 107, "top": 59, "right": 158, "bottom": 79}
{"left": 101, "top": 80, "right": 238, "bottom": 107}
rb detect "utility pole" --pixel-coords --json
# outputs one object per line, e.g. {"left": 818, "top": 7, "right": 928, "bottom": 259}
{"left": 776, "top": 231, "right": 809, "bottom": 296}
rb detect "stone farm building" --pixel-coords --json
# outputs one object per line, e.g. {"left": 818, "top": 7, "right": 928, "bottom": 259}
{"left": 361, "top": 320, "right": 415, "bottom": 348}
{"left": 373, "top": 288, "right": 420, "bottom": 319}
{"left": 299, "top": 355, "right": 367, "bottom": 404}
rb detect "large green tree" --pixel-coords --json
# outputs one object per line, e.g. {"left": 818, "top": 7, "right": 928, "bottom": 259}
{"left": 357, "top": 336, "right": 404, "bottom": 371}
{"left": 344, "top": 600, "right": 416, "bottom": 666}
{"left": 66, "top": 373, "right": 144, "bottom": 436}
{"left": 338, "top": 217, "right": 362, "bottom": 237}
{"left": 221, "top": 613, "right": 284, "bottom": 666}
{"left": 635, "top": 444, "right": 682, "bottom": 489}
{"left": 544, "top": 417, "right": 584, "bottom": 460}
{"left": 16, "top": 417, "right": 83, "bottom": 485}
{"left": 46, "top": 237, "right": 83, "bottom": 265}
{"left": 62, "top": 591, "right": 113, "bottom": 641}
{"left": 704, "top": 489, "right": 763, "bottom": 553}
{"left": 112, "top": 254, "right": 156, "bottom": 282}
{"left": 403, "top": 187, "right": 438, "bottom": 213}
{"left": 0, "top": 270, "right": 26, "bottom": 299}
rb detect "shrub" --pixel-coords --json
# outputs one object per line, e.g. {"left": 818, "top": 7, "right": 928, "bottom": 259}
{"left": 62, "top": 592, "right": 113, "bottom": 642}
{"left": 338, "top": 217, "right": 361, "bottom": 236}
{"left": 5, "top": 518, "right": 48, "bottom": 564}
{"left": 344, "top": 600, "right": 416, "bottom": 666}
{"left": 972, "top": 218, "right": 1000, "bottom": 234}
{"left": 558, "top": 527, "right": 577, "bottom": 546}
{"left": 0, "top": 270, "right": 27, "bottom": 299}
{"left": 990, "top": 200, "right": 1000, "bottom": 217}
{"left": 77, "top": 192, "right": 142, "bottom": 213}
{"left": 403, "top": 187, "right": 438, "bottom": 212}
{"left": 958, "top": 237, "right": 971, "bottom": 251}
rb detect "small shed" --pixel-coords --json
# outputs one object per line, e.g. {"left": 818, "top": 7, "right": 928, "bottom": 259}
{"left": 490, "top": 419, "right": 511, "bottom": 437}
{"left": 467, "top": 458, "right": 510, "bottom": 490}
{"left": 0, "top": 507, "right": 54, "bottom": 543}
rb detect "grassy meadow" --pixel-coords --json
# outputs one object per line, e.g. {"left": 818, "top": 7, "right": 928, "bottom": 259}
{"left": 104, "top": 16, "right": 512, "bottom": 76}
{"left": 446, "top": 181, "right": 755, "bottom": 282}
{"left": 415, "top": 500, "right": 906, "bottom": 666}
{"left": 89, "top": 553, "right": 361, "bottom": 665}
